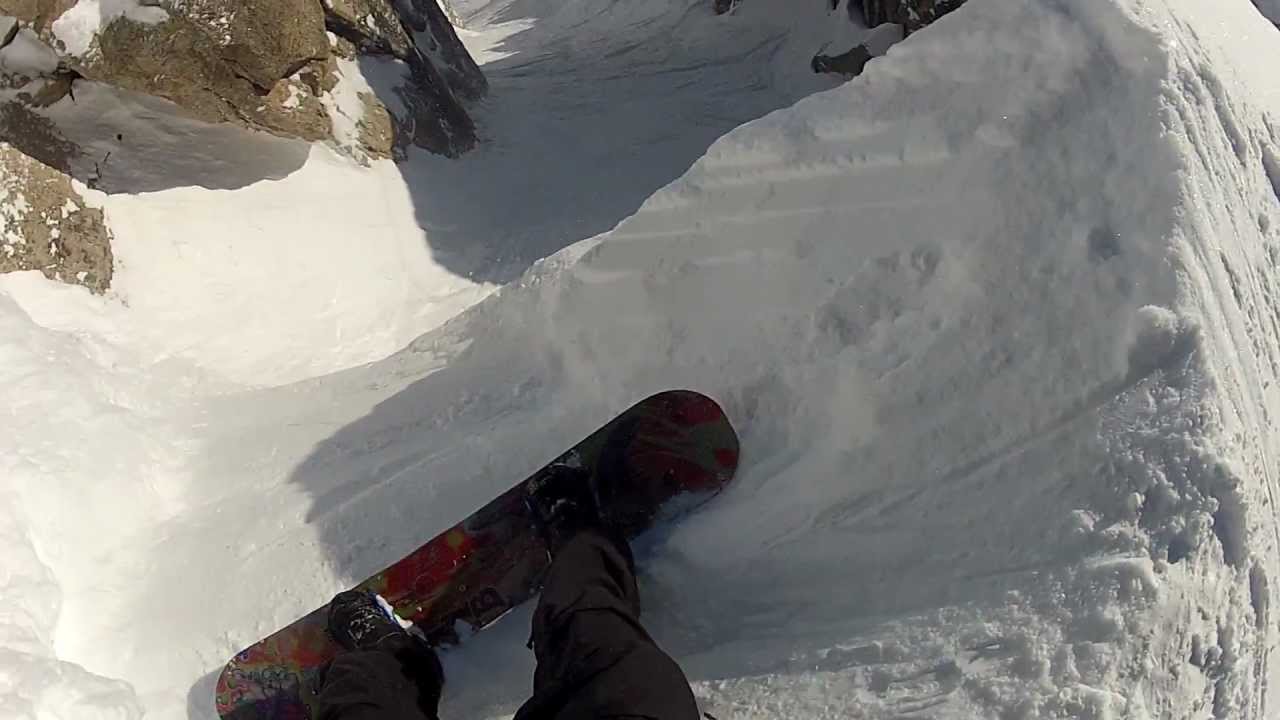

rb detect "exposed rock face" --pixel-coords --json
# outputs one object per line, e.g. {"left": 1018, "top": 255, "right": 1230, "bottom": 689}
{"left": 2, "top": 0, "right": 73, "bottom": 34}
{"left": 321, "top": 0, "right": 485, "bottom": 156}
{"left": 859, "top": 0, "right": 967, "bottom": 33}
{"left": 0, "top": 0, "right": 483, "bottom": 162}
{"left": 89, "top": 14, "right": 333, "bottom": 144}
{"left": 1253, "top": 0, "right": 1279, "bottom": 27}
{"left": 0, "top": 143, "right": 113, "bottom": 293}
{"left": 398, "top": 0, "right": 487, "bottom": 101}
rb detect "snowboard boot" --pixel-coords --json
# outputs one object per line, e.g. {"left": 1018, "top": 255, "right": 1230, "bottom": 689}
{"left": 526, "top": 463, "right": 605, "bottom": 554}
{"left": 327, "top": 590, "right": 409, "bottom": 652}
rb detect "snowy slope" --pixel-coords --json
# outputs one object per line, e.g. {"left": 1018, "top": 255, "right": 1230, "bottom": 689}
{"left": 2, "top": 0, "right": 1280, "bottom": 718}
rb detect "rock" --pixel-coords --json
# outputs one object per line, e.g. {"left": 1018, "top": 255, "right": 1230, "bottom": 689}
{"left": 85, "top": 9, "right": 333, "bottom": 142}
{"left": 1254, "top": 1, "right": 1279, "bottom": 27}
{"left": 356, "top": 89, "right": 395, "bottom": 158}
{"left": 0, "top": 102, "right": 78, "bottom": 173}
{"left": 324, "top": 0, "right": 413, "bottom": 57}
{"left": 201, "top": 0, "right": 329, "bottom": 92}
{"left": 322, "top": 0, "right": 482, "bottom": 156}
{"left": 0, "top": 142, "right": 112, "bottom": 293}
{"left": 392, "top": 56, "right": 476, "bottom": 157}
{"left": 0, "top": 0, "right": 483, "bottom": 163}
{"left": 437, "top": 0, "right": 463, "bottom": 27}
{"left": 1, "top": 0, "right": 75, "bottom": 35}
{"left": 859, "top": 0, "right": 968, "bottom": 33}
{"left": 396, "top": 0, "right": 487, "bottom": 100}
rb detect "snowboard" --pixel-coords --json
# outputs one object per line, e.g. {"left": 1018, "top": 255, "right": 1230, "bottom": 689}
{"left": 215, "top": 390, "right": 740, "bottom": 720}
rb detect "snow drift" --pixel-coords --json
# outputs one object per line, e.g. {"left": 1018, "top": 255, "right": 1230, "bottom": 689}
{"left": 1, "top": 0, "right": 1279, "bottom": 718}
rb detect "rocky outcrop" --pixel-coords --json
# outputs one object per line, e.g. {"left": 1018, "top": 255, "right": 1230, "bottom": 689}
{"left": 0, "top": 0, "right": 484, "bottom": 161}
{"left": 858, "top": 0, "right": 967, "bottom": 33}
{"left": 0, "top": 143, "right": 112, "bottom": 293}
{"left": 397, "top": 0, "right": 486, "bottom": 101}
{"left": 88, "top": 12, "right": 334, "bottom": 145}
{"left": 321, "top": 0, "right": 485, "bottom": 157}
{"left": 1254, "top": 0, "right": 1279, "bottom": 27}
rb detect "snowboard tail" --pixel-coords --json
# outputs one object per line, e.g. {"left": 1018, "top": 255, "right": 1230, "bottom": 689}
{"left": 215, "top": 390, "right": 739, "bottom": 719}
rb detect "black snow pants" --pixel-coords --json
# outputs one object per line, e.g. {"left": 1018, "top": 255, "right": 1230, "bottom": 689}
{"left": 314, "top": 529, "right": 700, "bottom": 720}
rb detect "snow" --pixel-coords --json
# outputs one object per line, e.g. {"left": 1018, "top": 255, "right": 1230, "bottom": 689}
{"left": 320, "top": 57, "right": 378, "bottom": 156}
{"left": 0, "top": 27, "right": 60, "bottom": 78}
{"left": 3, "top": 145, "right": 493, "bottom": 386}
{"left": 2, "top": 0, "right": 1280, "bottom": 718}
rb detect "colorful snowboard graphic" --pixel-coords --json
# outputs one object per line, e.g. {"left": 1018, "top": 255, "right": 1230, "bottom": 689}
{"left": 215, "top": 390, "right": 740, "bottom": 720}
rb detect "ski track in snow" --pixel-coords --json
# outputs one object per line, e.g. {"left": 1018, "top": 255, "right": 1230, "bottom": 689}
{"left": 1, "top": 0, "right": 1280, "bottom": 718}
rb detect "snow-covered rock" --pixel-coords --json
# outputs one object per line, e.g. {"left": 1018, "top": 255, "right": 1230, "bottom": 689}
{"left": 0, "top": 0, "right": 483, "bottom": 163}
{"left": 0, "top": 143, "right": 112, "bottom": 291}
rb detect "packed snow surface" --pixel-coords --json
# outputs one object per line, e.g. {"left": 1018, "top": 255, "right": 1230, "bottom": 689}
{"left": 2, "top": 0, "right": 1280, "bottom": 718}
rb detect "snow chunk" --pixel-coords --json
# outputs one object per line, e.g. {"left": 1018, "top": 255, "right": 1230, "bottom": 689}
{"left": 1124, "top": 305, "right": 1195, "bottom": 377}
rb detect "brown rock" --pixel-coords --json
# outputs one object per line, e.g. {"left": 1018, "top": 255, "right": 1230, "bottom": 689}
{"left": 323, "top": 0, "right": 483, "bottom": 156}
{"left": 5, "top": 0, "right": 485, "bottom": 160}
{"left": 324, "top": 0, "right": 413, "bottom": 57}
{"left": 189, "top": 0, "right": 329, "bottom": 91}
{"left": 90, "top": 16, "right": 331, "bottom": 142}
{"left": 0, "top": 143, "right": 113, "bottom": 293}
{"left": 357, "top": 89, "right": 394, "bottom": 159}
{"left": 0, "top": 0, "right": 76, "bottom": 34}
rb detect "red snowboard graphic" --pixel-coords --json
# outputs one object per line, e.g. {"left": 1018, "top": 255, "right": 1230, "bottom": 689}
{"left": 215, "top": 390, "right": 740, "bottom": 719}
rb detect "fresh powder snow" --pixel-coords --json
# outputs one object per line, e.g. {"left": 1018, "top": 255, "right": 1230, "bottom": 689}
{"left": 1, "top": 0, "right": 1279, "bottom": 718}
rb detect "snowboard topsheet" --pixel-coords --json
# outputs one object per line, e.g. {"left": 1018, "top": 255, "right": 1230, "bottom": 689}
{"left": 215, "top": 390, "right": 740, "bottom": 720}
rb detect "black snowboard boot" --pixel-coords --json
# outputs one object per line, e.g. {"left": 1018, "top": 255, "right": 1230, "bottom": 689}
{"left": 327, "top": 590, "right": 409, "bottom": 652}
{"left": 526, "top": 463, "right": 604, "bottom": 554}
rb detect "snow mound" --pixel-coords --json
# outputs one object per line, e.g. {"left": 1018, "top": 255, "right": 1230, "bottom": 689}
{"left": 2, "top": 0, "right": 1279, "bottom": 718}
